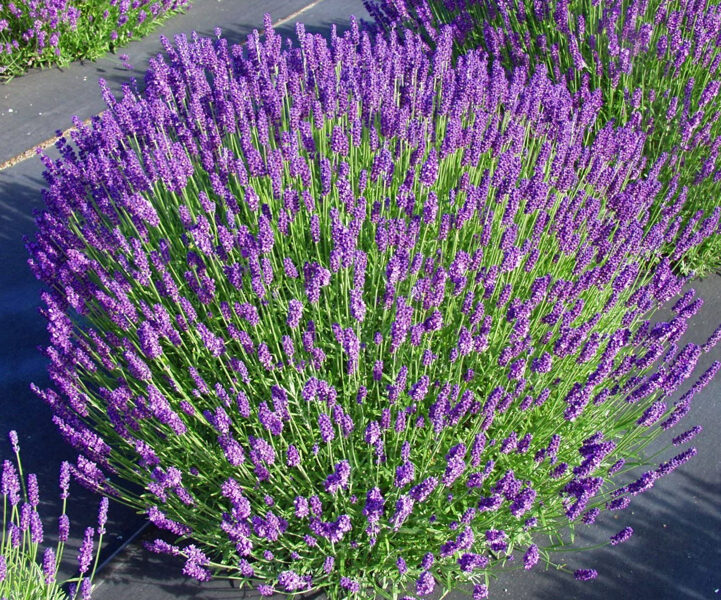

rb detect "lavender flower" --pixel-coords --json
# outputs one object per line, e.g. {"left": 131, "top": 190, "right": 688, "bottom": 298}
{"left": 416, "top": 571, "right": 435, "bottom": 596}
{"left": 610, "top": 526, "right": 634, "bottom": 546}
{"left": 340, "top": 577, "right": 360, "bottom": 593}
{"left": 523, "top": 544, "right": 539, "bottom": 569}
{"left": 672, "top": 426, "right": 702, "bottom": 446}
{"left": 410, "top": 477, "right": 438, "bottom": 503}
{"left": 58, "top": 514, "right": 70, "bottom": 542}
{"left": 287, "top": 299, "right": 303, "bottom": 329}
{"left": 318, "top": 413, "right": 335, "bottom": 443}
{"left": 286, "top": 445, "right": 301, "bottom": 467}
{"left": 390, "top": 494, "right": 415, "bottom": 530}
{"left": 395, "top": 461, "right": 415, "bottom": 487}
{"left": 40, "top": 547, "right": 56, "bottom": 584}
{"left": 77, "top": 527, "right": 95, "bottom": 575}
{"left": 574, "top": 569, "right": 598, "bottom": 581}
{"left": 363, "top": 488, "right": 385, "bottom": 525}
{"left": 324, "top": 461, "right": 351, "bottom": 494}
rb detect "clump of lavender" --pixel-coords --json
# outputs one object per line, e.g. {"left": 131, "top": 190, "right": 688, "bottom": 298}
{"left": 0, "top": 0, "right": 189, "bottom": 81}
{"left": 25, "top": 19, "right": 719, "bottom": 600}
{"left": 364, "top": 0, "right": 721, "bottom": 275}
{"left": 1, "top": 431, "right": 106, "bottom": 599}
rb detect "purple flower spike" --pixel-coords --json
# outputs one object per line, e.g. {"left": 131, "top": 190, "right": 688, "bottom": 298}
{"left": 318, "top": 413, "right": 335, "bottom": 443}
{"left": 416, "top": 571, "right": 435, "bottom": 596}
{"left": 363, "top": 487, "right": 385, "bottom": 525}
{"left": 397, "top": 556, "right": 407, "bottom": 574}
{"left": 574, "top": 569, "right": 598, "bottom": 581}
{"left": 610, "top": 526, "right": 634, "bottom": 545}
{"left": 80, "top": 578, "right": 92, "bottom": 600}
{"left": 278, "top": 569, "right": 309, "bottom": 592}
{"left": 59, "top": 461, "right": 71, "bottom": 499}
{"left": 324, "top": 555, "right": 335, "bottom": 574}
{"left": 8, "top": 430, "right": 19, "bottom": 454}
{"left": 287, "top": 299, "right": 303, "bottom": 329}
{"left": 27, "top": 473, "right": 40, "bottom": 507}
{"left": 420, "top": 149, "right": 439, "bottom": 187}
{"left": 286, "top": 445, "right": 301, "bottom": 467}
{"left": 395, "top": 460, "right": 415, "bottom": 487}
{"left": 43, "top": 547, "right": 56, "bottom": 584}
{"left": 523, "top": 544, "right": 539, "bottom": 569}
{"left": 340, "top": 576, "right": 360, "bottom": 593}
{"left": 77, "top": 526, "right": 95, "bottom": 575}
{"left": 672, "top": 426, "right": 702, "bottom": 446}
{"left": 2, "top": 460, "right": 21, "bottom": 507}
{"left": 58, "top": 514, "right": 70, "bottom": 542}
{"left": 98, "top": 496, "right": 108, "bottom": 535}
{"left": 390, "top": 494, "right": 415, "bottom": 530}
{"left": 324, "top": 460, "right": 351, "bottom": 494}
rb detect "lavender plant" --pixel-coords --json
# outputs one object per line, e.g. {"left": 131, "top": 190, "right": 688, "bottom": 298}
{"left": 25, "top": 19, "right": 720, "bottom": 600}
{"left": 364, "top": 0, "right": 721, "bottom": 275}
{"left": 0, "top": 0, "right": 189, "bottom": 81}
{"left": 1, "top": 431, "right": 106, "bottom": 599}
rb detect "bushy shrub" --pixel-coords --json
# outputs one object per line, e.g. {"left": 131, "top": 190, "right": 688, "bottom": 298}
{"left": 1, "top": 431, "right": 106, "bottom": 599}
{"left": 25, "top": 20, "right": 720, "bottom": 599}
{"left": 0, "top": 0, "right": 189, "bottom": 81}
{"left": 363, "top": 0, "right": 721, "bottom": 275}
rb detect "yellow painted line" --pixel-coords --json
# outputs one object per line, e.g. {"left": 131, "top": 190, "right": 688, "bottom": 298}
{"left": 0, "top": 120, "right": 93, "bottom": 171}
{"left": 275, "top": 0, "right": 326, "bottom": 26}
{"left": 0, "top": 0, "right": 325, "bottom": 172}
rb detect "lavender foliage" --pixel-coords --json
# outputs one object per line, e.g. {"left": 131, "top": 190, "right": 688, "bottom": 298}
{"left": 364, "top": 0, "right": 721, "bottom": 275}
{"left": 25, "top": 19, "right": 719, "bottom": 600}
{"left": 1, "top": 432, "right": 104, "bottom": 599}
{"left": 0, "top": 0, "right": 190, "bottom": 81}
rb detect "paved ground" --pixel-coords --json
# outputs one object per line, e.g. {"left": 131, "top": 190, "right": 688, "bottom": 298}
{"left": 0, "top": 1, "right": 719, "bottom": 598}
